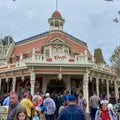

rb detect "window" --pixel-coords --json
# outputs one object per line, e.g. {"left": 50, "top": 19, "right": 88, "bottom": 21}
{"left": 53, "top": 47, "right": 56, "bottom": 53}
{"left": 45, "top": 49, "right": 50, "bottom": 57}
{"left": 58, "top": 47, "right": 62, "bottom": 52}
{"left": 25, "top": 82, "right": 31, "bottom": 92}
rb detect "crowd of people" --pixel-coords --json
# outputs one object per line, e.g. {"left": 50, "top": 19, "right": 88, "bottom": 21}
{"left": 0, "top": 90, "right": 120, "bottom": 120}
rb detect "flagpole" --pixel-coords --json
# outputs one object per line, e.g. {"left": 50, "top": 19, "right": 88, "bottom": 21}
{"left": 56, "top": 0, "right": 58, "bottom": 10}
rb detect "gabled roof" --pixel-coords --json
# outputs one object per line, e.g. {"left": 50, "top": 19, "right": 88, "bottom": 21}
{"left": 16, "top": 30, "right": 87, "bottom": 47}
{"left": 13, "top": 30, "right": 91, "bottom": 58}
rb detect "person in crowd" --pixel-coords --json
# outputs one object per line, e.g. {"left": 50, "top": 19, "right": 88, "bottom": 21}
{"left": 58, "top": 95, "right": 86, "bottom": 120}
{"left": 0, "top": 93, "right": 8, "bottom": 106}
{"left": 43, "top": 93, "right": 56, "bottom": 120}
{"left": 32, "top": 94, "right": 43, "bottom": 108}
{"left": 109, "top": 91, "right": 116, "bottom": 104}
{"left": 0, "top": 95, "right": 5, "bottom": 105}
{"left": 77, "top": 90, "right": 87, "bottom": 113}
{"left": 100, "top": 93, "right": 108, "bottom": 100}
{"left": 95, "top": 99, "right": 117, "bottom": 120}
{"left": 21, "top": 92, "right": 34, "bottom": 120}
{"left": 58, "top": 100, "right": 67, "bottom": 114}
{"left": 89, "top": 91, "right": 100, "bottom": 120}
{"left": 3, "top": 93, "right": 10, "bottom": 106}
{"left": 58, "top": 92, "right": 64, "bottom": 110}
{"left": 63, "top": 90, "right": 70, "bottom": 102}
{"left": 7, "top": 92, "right": 23, "bottom": 120}
{"left": 14, "top": 108, "right": 28, "bottom": 120}
{"left": 32, "top": 108, "right": 40, "bottom": 120}
{"left": 51, "top": 92, "right": 59, "bottom": 119}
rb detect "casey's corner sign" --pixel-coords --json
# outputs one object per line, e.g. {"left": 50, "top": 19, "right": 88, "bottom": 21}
{"left": 54, "top": 55, "right": 67, "bottom": 61}
{"left": 46, "top": 54, "right": 74, "bottom": 62}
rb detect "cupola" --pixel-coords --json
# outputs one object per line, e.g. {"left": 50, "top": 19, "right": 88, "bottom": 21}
{"left": 48, "top": 10, "right": 65, "bottom": 31}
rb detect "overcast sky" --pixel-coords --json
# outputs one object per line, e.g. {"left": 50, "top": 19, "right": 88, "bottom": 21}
{"left": 0, "top": 0, "right": 120, "bottom": 65}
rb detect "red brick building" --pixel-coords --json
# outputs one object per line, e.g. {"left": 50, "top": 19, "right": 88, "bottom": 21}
{"left": 0, "top": 10, "right": 118, "bottom": 113}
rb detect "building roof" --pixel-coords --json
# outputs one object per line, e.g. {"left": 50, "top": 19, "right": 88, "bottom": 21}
{"left": 12, "top": 30, "right": 91, "bottom": 58}
{"left": 52, "top": 10, "right": 62, "bottom": 18}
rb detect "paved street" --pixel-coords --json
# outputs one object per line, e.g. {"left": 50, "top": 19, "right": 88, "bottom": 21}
{"left": 86, "top": 114, "right": 91, "bottom": 120}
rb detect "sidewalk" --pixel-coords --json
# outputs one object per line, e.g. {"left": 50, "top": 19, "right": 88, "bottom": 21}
{"left": 86, "top": 113, "right": 91, "bottom": 120}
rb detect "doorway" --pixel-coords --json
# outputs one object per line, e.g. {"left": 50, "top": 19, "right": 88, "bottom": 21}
{"left": 47, "top": 80, "right": 66, "bottom": 94}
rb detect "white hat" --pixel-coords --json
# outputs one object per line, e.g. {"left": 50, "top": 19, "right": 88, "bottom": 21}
{"left": 45, "top": 93, "right": 50, "bottom": 97}
{"left": 108, "top": 103, "right": 113, "bottom": 109}
{"left": 100, "top": 100, "right": 109, "bottom": 104}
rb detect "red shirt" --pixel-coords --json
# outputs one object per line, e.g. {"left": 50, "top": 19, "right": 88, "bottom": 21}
{"left": 100, "top": 109, "right": 111, "bottom": 120}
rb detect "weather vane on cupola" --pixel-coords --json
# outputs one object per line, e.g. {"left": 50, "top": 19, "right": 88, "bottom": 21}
{"left": 48, "top": 0, "right": 65, "bottom": 31}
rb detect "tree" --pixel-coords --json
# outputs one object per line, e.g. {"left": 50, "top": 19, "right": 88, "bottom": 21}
{"left": 110, "top": 46, "right": 120, "bottom": 75}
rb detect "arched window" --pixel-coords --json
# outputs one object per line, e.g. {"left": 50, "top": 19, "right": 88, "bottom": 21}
{"left": 58, "top": 47, "right": 62, "bottom": 52}
{"left": 34, "top": 81, "right": 40, "bottom": 93}
{"left": 53, "top": 47, "right": 56, "bottom": 53}
{"left": 25, "top": 82, "right": 31, "bottom": 92}
{"left": 17, "top": 82, "right": 23, "bottom": 97}
{"left": 45, "top": 49, "right": 50, "bottom": 57}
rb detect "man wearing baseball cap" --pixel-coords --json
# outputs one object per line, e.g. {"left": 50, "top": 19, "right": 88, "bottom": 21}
{"left": 58, "top": 95, "right": 86, "bottom": 120}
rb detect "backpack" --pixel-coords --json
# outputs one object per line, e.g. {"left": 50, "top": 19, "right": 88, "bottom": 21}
{"left": 116, "top": 103, "right": 120, "bottom": 112}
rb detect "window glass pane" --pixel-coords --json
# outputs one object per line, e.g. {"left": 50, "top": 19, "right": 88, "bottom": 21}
{"left": 45, "top": 49, "right": 49, "bottom": 57}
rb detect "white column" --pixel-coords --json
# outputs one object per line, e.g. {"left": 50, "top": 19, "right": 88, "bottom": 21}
{"left": 12, "top": 77, "right": 16, "bottom": 92}
{"left": 32, "top": 48, "right": 36, "bottom": 61}
{"left": 83, "top": 73, "right": 89, "bottom": 113}
{"left": 114, "top": 80, "right": 118, "bottom": 100}
{"left": 96, "top": 78, "right": 99, "bottom": 97}
{"left": 30, "top": 72, "right": 35, "bottom": 96}
{"left": 106, "top": 80, "right": 110, "bottom": 101}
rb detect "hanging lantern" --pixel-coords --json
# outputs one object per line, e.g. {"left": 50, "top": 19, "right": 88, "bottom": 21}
{"left": 58, "top": 73, "right": 62, "bottom": 81}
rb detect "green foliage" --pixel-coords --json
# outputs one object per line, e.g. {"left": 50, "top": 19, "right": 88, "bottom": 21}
{"left": 110, "top": 46, "right": 120, "bottom": 75}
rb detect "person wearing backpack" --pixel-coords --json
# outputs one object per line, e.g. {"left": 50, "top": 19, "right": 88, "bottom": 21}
{"left": 43, "top": 93, "right": 56, "bottom": 120}
{"left": 95, "top": 100, "right": 117, "bottom": 120}
{"left": 58, "top": 95, "right": 86, "bottom": 120}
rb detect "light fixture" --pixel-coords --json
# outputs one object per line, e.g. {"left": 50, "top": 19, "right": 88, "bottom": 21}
{"left": 21, "top": 76, "right": 24, "bottom": 82}
{"left": 58, "top": 73, "right": 62, "bottom": 81}
{"left": 6, "top": 78, "right": 8, "bottom": 83}
{"left": 58, "top": 66, "right": 62, "bottom": 81}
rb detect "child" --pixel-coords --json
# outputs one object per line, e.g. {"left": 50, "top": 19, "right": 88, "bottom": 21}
{"left": 58, "top": 100, "right": 67, "bottom": 114}
{"left": 14, "top": 108, "right": 28, "bottom": 120}
{"left": 32, "top": 109, "right": 40, "bottom": 120}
